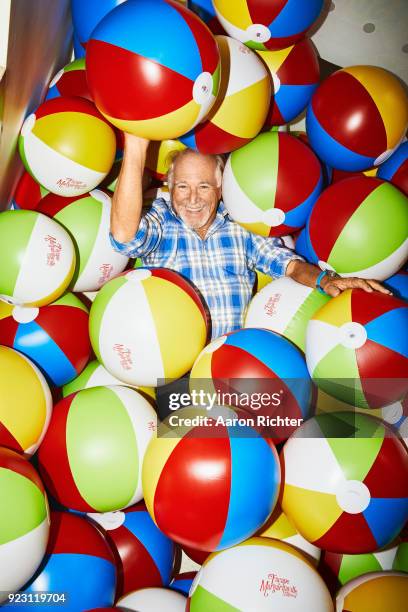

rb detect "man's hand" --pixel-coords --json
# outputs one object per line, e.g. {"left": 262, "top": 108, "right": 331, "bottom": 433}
{"left": 286, "top": 260, "right": 393, "bottom": 297}
{"left": 320, "top": 275, "right": 392, "bottom": 297}
{"left": 123, "top": 132, "right": 150, "bottom": 154}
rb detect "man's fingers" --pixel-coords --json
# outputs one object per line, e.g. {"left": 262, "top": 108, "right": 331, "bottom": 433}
{"left": 366, "top": 279, "right": 393, "bottom": 294}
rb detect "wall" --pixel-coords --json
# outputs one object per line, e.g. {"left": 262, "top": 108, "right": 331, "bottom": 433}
{"left": 0, "top": 0, "right": 73, "bottom": 211}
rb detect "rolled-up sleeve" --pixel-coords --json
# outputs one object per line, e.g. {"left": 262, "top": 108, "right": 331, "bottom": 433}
{"left": 247, "top": 233, "right": 304, "bottom": 279}
{"left": 109, "top": 198, "right": 167, "bottom": 258}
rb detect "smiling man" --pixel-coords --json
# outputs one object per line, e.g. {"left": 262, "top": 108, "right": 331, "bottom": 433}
{"left": 110, "top": 134, "right": 390, "bottom": 339}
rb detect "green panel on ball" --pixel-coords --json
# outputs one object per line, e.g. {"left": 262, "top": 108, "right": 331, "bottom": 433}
{"left": 54, "top": 195, "right": 102, "bottom": 282}
{"left": 312, "top": 343, "right": 362, "bottom": 407}
{"left": 286, "top": 291, "right": 330, "bottom": 352}
{"left": 338, "top": 552, "right": 383, "bottom": 586}
{"left": 64, "top": 57, "right": 85, "bottom": 73}
{"left": 66, "top": 386, "right": 139, "bottom": 512}
{"left": 393, "top": 541, "right": 408, "bottom": 572}
{"left": 0, "top": 468, "right": 47, "bottom": 544}
{"left": 327, "top": 432, "right": 383, "bottom": 483}
{"left": 62, "top": 359, "right": 99, "bottom": 397}
{"left": 230, "top": 132, "right": 279, "bottom": 212}
{"left": 328, "top": 182, "right": 408, "bottom": 273}
{"left": 0, "top": 211, "right": 37, "bottom": 296}
{"left": 89, "top": 275, "right": 127, "bottom": 362}
{"left": 190, "top": 585, "right": 239, "bottom": 611}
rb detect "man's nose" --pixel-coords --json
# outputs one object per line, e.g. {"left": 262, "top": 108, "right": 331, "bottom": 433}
{"left": 190, "top": 187, "right": 198, "bottom": 203}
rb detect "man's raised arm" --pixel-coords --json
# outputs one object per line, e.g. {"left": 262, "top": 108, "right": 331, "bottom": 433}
{"left": 110, "top": 133, "right": 150, "bottom": 244}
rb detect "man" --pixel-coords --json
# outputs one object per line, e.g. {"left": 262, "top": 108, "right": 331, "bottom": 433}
{"left": 110, "top": 134, "right": 390, "bottom": 339}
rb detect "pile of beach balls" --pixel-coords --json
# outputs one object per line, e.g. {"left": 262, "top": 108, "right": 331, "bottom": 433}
{"left": 0, "top": 0, "right": 408, "bottom": 610}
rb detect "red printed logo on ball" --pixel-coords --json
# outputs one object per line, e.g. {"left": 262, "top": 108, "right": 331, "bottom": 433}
{"left": 44, "top": 234, "right": 62, "bottom": 266}
{"left": 56, "top": 177, "right": 86, "bottom": 190}
{"left": 113, "top": 343, "right": 133, "bottom": 371}
{"left": 259, "top": 573, "right": 298, "bottom": 599}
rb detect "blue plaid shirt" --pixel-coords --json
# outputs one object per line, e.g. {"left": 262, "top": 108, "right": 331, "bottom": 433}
{"left": 110, "top": 198, "right": 303, "bottom": 339}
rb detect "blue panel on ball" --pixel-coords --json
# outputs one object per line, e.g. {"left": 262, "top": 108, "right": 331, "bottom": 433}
{"left": 363, "top": 497, "right": 408, "bottom": 549}
{"left": 277, "top": 83, "right": 318, "bottom": 123}
{"left": 365, "top": 307, "right": 408, "bottom": 359}
{"left": 284, "top": 172, "right": 323, "bottom": 228}
{"left": 377, "top": 141, "right": 408, "bottom": 182}
{"left": 269, "top": 0, "right": 324, "bottom": 37}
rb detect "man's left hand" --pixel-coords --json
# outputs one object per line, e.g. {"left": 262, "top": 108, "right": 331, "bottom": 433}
{"left": 321, "top": 275, "right": 392, "bottom": 298}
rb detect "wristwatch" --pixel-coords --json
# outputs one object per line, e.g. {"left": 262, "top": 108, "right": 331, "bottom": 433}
{"left": 316, "top": 269, "right": 340, "bottom": 295}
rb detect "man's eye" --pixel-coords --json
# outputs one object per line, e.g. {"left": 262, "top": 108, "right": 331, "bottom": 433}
{"left": 177, "top": 184, "right": 187, "bottom": 189}
{"left": 199, "top": 185, "right": 210, "bottom": 190}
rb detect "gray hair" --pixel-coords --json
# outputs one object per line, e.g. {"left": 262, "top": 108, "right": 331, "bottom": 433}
{"left": 166, "top": 148, "right": 225, "bottom": 190}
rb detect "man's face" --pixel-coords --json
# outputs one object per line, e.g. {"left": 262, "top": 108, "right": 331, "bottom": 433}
{"left": 171, "top": 153, "right": 221, "bottom": 233}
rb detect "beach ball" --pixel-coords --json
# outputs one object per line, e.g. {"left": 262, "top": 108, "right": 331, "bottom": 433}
{"left": 37, "top": 386, "right": 157, "bottom": 512}
{"left": 0, "top": 210, "right": 75, "bottom": 306}
{"left": 71, "top": 0, "right": 127, "bottom": 49}
{"left": 62, "top": 359, "right": 155, "bottom": 402}
{"left": 89, "top": 268, "right": 209, "bottom": 387}
{"left": 0, "top": 293, "right": 91, "bottom": 387}
{"left": 37, "top": 190, "right": 129, "bottom": 292}
{"left": 19, "top": 97, "right": 116, "bottom": 196}
{"left": 170, "top": 572, "right": 197, "bottom": 596}
{"left": 1, "top": 512, "right": 116, "bottom": 611}
{"left": 384, "top": 266, "right": 408, "bottom": 301}
{"left": 87, "top": 501, "right": 179, "bottom": 599}
{"left": 86, "top": 0, "right": 221, "bottom": 140}
{"left": 245, "top": 277, "right": 330, "bottom": 352}
{"left": 0, "top": 448, "right": 50, "bottom": 603}
{"left": 10, "top": 171, "right": 48, "bottom": 210}
{"left": 46, "top": 58, "right": 92, "bottom": 101}
{"left": 320, "top": 541, "right": 405, "bottom": 592}
{"left": 142, "top": 405, "right": 281, "bottom": 551}
{"left": 259, "top": 507, "right": 321, "bottom": 565}
{"left": 145, "top": 139, "right": 186, "bottom": 181}
{"left": 258, "top": 39, "right": 319, "bottom": 126}
{"left": 182, "top": 544, "right": 210, "bottom": 565}
{"left": 187, "top": 537, "right": 333, "bottom": 611}
{"left": 180, "top": 36, "right": 271, "bottom": 154}
{"left": 212, "top": 0, "right": 324, "bottom": 51}
{"left": 190, "top": 328, "right": 312, "bottom": 439}
{"left": 222, "top": 131, "right": 323, "bottom": 236}
{"left": 306, "top": 65, "right": 408, "bottom": 171}
{"left": 117, "top": 588, "right": 186, "bottom": 611}
{"left": 73, "top": 31, "right": 85, "bottom": 58}
{"left": 377, "top": 140, "right": 408, "bottom": 197}
{"left": 335, "top": 572, "right": 408, "bottom": 612}
{"left": 282, "top": 412, "right": 408, "bottom": 554}
{"left": 306, "top": 289, "right": 408, "bottom": 409}
{"left": 0, "top": 346, "right": 52, "bottom": 455}
{"left": 304, "top": 177, "right": 408, "bottom": 279}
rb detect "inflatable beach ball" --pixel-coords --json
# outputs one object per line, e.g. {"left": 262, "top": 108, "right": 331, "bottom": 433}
{"left": 304, "top": 177, "right": 408, "bottom": 280}
{"left": 320, "top": 541, "right": 406, "bottom": 592}
{"left": 10, "top": 171, "right": 48, "bottom": 210}
{"left": 86, "top": 0, "right": 220, "bottom": 140}
{"left": 212, "top": 0, "right": 324, "bottom": 51}
{"left": 1, "top": 512, "right": 116, "bottom": 611}
{"left": 335, "top": 572, "right": 408, "bottom": 612}
{"left": 0, "top": 210, "right": 75, "bottom": 306}
{"left": 0, "top": 448, "right": 50, "bottom": 603}
{"left": 142, "top": 406, "right": 281, "bottom": 551}
{"left": 38, "top": 386, "right": 157, "bottom": 512}
{"left": 306, "top": 65, "right": 408, "bottom": 172}
{"left": 117, "top": 588, "right": 186, "bottom": 611}
{"left": 46, "top": 58, "right": 91, "bottom": 101}
{"left": 37, "top": 190, "right": 129, "bottom": 292}
{"left": 0, "top": 293, "right": 91, "bottom": 387}
{"left": 282, "top": 412, "right": 408, "bottom": 554}
{"left": 187, "top": 537, "right": 333, "bottom": 611}
{"left": 245, "top": 277, "right": 330, "bottom": 352}
{"left": 306, "top": 289, "right": 408, "bottom": 409}
{"left": 19, "top": 97, "right": 116, "bottom": 196}
{"left": 222, "top": 131, "right": 323, "bottom": 236}
{"left": 258, "top": 39, "right": 319, "bottom": 126}
{"left": 180, "top": 35, "right": 271, "bottom": 154}
{"left": 88, "top": 501, "right": 178, "bottom": 599}
{"left": 190, "top": 328, "right": 312, "bottom": 438}
{"left": 377, "top": 140, "right": 408, "bottom": 197}
{"left": 89, "top": 268, "right": 209, "bottom": 387}
{"left": 146, "top": 139, "right": 186, "bottom": 181}
{"left": 0, "top": 346, "right": 52, "bottom": 455}
{"left": 62, "top": 359, "right": 155, "bottom": 402}
{"left": 259, "top": 507, "right": 321, "bottom": 565}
